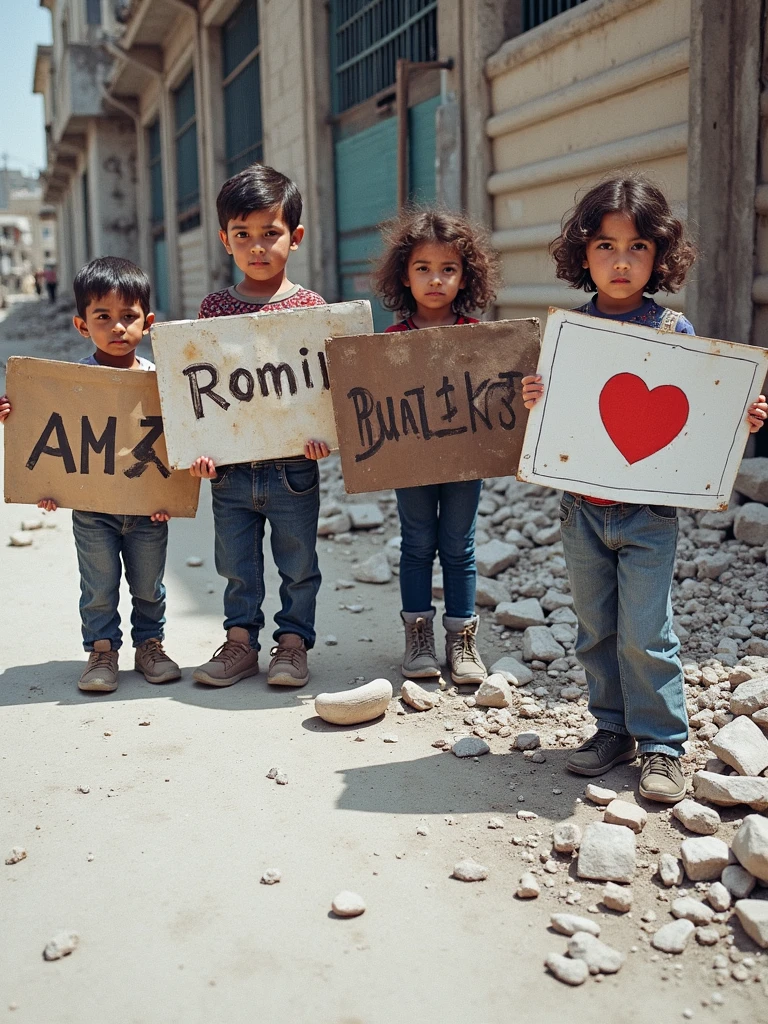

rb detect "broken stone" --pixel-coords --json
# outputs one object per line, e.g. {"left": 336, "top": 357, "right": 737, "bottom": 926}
{"left": 487, "top": 817, "right": 504, "bottom": 829}
{"left": 275, "top": 771, "right": 288, "bottom": 786}
{"left": 672, "top": 798, "right": 721, "bottom": 836}
{"left": 522, "top": 626, "right": 565, "bottom": 663}
{"left": 452, "top": 736, "right": 490, "bottom": 758}
{"left": 731, "top": 814, "right": 768, "bottom": 882}
{"left": 352, "top": 552, "right": 392, "bottom": 584}
{"left": 692, "top": 770, "right": 768, "bottom": 812}
{"left": 516, "top": 872, "right": 540, "bottom": 898}
{"left": 185, "top": 555, "right": 203, "bottom": 567}
{"left": 651, "top": 919, "right": 695, "bottom": 954}
{"left": 43, "top": 931, "right": 79, "bottom": 961}
{"left": 260, "top": 868, "right": 281, "bottom": 885}
{"left": 567, "top": 932, "right": 625, "bottom": 974}
{"left": 475, "top": 539, "right": 518, "bottom": 577}
{"left": 474, "top": 576, "right": 511, "bottom": 609}
{"left": 734, "top": 899, "right": 768, "bottom": 949}
{"left": 550, "top": 913, "right": 600, "bottom": 937}
{"left": 381, "top": 734, "right": 398, "bottom": 743}
{"left": 9, "top": 532, "right": 33, "bottom": 547}
{"left": 4, "top": 847, "right": 26, "bottom": 865}
{"left": 709, "top": 715, "right": 768, "bottom": 776}
{"left": 490, "top": 655, "right": 533, "bottom": 686}
{"left": 475, "top": 674, "right": 514, "bottom": 708}
{"left": 671, "top": 896, "right": 715, "bottom": 926}
{"left": 495, "top": 599, "right": 545, "bottom": 629}
{"left": 659, "top": 852, "right": 684, "bottom": 887}
{"left": 332, "top": 891, "right": 366, "bottom": 917}
{"left": 515, "top": 731, "right": 541, "bottom": 751}
{"left": 730, "top": 676, "right": 768, "bottom": 716}
{"left": 695, "top": 926, "right": 720, "bottom": 946}
{"left": 585, "top": 784, "right": 617, "bottom": 806}
{"left": 706, "top": 882, "right": 732, "bottom": 912}
{"left": 317, "top": 512, "right": 352, "bottom": 536}
{"left": 602, "top": 882, "right": 633, "bottom": 913}
{"left": 553, "top": 822, "right": 582, "bottom": 854}
{"left": 452, "top": 858, "right": 488, "bottom": 881}
{"left": 721, "top": 864, "right": 756, "bottom": 899}
{"left": 680, "top": 836, "right": 730, "bottom": 881}
{"left": 315, "top": 678, "right": 393, "bottom": 725}
{"left": 577, "top": 822, "right": 636, "bottom": 883}
{"left": 734, "top": 502, "right": 768, "bottom": 545}
{"left": 545, "top": 952, "right": 588, "bottom": 986}
{"left": 400, "top": 680, "right": 439, "bottom": 711}
{"left": 604, "top": 799, "right": 647, "bottom": 834}
{"left": 347, "top": 504, "right": 384, "bottom": 530}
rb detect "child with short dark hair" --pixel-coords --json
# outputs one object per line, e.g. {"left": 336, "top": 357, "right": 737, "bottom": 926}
{"left": 0, "top": 256, "right": 181, "bottom": 693}
{"left": 373, "top": 207, "right": 501, "bottom": 684}
{"left": 523, "top": 174, "right": 767, "bottom": 802}
{"left": 190, "top": 163, "right": 329, "bottom": 689}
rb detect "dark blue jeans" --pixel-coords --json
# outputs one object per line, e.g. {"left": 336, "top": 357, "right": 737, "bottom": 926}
{"left": 72, "top": 510, "right": 167, "bottom": 652}
{"left": 396, "top": 480, "right": 482, "bottom": 618}
{"left": 211, "top": 458, "right": 321, "bottom": 651}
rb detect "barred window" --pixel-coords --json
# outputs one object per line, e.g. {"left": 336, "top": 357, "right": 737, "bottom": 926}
{"left": 222, "top": 0, "right": 263, "bottom": 177}
{"left": 173, "top": 72, "right": 200, "bottom": 232}
{"left": 523, "top": 0, "right": 590, "bottom": 32}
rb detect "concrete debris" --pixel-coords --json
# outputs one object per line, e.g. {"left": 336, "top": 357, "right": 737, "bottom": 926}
{"left": 577, "top": 822, "right": 636, "bottom": 883}
{"left": 709, "top": 715, "right": 768, "bottom": 777}
{"left": 43, "top": 931, "right": 79, "bottom": 961}
{"left": 516, "top": 872, "right": 541, "bottom": 898}
{"left": 679, "top": 836, "right": 730, "bottom": 881}
{"left": 552, "top": 822, "right": 582, "bottom": 854}
{"left": 400, "top": 680, "right": 440, "bottom": 711}
{"left": 4, "top": 847, "right": 26, "bottom": 865}
{"left": 651, "top": 919, "right": 695, "bottom": 954}
{"left": 452, "top": 858, "right": 488, "bottom": 882}
{"left": 475, "top": 674, "right": 514, "bottom": 708}
{"left": 566, "top": 932, "right": 625, "bottom": 974}
{"left": 331, "top": 891, "right": 366, "bottom": 917}
{"left": 603, "top": 799, "right": 647, "bottom": 834}
{"left": 545, "top": 952, "right": 588, "bottom": 986}
{"left": 584, "top": 785, "right": 617, "bottom": 806}
{"left": 730, "top": 814, "right": 768, "bottom": 882}
{"left": 672, "top": 798, "right": 721, "bottom": 835}
{"left": 734, "top": 899, "right": 768, "bottom": 948}
{"left": 260, "top": 869, "right": 281, "bottom": 885}
{"left": 550, "top": 913, "right": 600, "bottom": 937}
{"left": 352, "top": 552, "right": 392, "bottom": 585}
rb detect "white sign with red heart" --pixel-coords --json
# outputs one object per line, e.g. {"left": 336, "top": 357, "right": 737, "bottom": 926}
{"left": 517, "top": 308, "right": 768, "bottom": 510}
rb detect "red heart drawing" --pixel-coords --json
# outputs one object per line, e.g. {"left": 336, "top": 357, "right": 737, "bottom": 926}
{"left": 599, "top": 373, "right": 689, "bottom": 465}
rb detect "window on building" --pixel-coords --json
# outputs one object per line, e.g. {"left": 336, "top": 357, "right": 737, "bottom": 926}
{"left": 329, "top": 0, "right": 438, "bottom": 115}
{"left": 173, "top": 71, "right": 200, "bottom": 232}
{"left": 222, "top": 0, "right": 263, "bottom": 177}
{"left": 522, "top": 0, "right": 590, "bottom": 32}
{"left": 147, "top": 119, "right": 170, "bottom": 312}
{"left": 85, "top": 0, "right": 102, "bottom": 26}
{"left": 82, "top": 171, "right": 91, "bottom": 261}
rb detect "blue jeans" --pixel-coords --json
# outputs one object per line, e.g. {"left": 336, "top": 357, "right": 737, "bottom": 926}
{"left": 559, "top": 494, "right": 688, "bottom": 757}
{"left": 72, "top": 510, "right": 167, "bottom": 652}
{"left": 396, "top": 480, "right": 482, "bottom": 618}
{"left": 211, "top": 458, "right": 321, "bottom": 651}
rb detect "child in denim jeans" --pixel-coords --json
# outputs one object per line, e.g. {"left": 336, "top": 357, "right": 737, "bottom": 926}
{"left": 189, "top": 164, "right": 329, "bottom": 689}
{"left": 522, "top": 174, "right": 767, "bottom": 802}
{"left": 373, "top": 209, "right": 500, "bottom": 685}
{"left": 0, "top": 257, "right": 181, "bottom": 693}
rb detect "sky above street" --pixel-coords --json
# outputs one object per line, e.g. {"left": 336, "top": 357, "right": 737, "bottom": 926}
{"left": 0, "top": 1, "right": 53, "bottom": 178}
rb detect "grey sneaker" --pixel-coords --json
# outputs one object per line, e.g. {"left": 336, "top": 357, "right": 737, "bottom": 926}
{"left": 402, "top": 611, "right": 440, "bottom": 678}
{"left": 79, "top": 639, "right": 119, "bottom": 693}
{"left": 193, "top": 627, "right": 259, "bottom": 687}
{"left": 134, "top": 638, "right": 181, "bottom": 684}
{"left": 267, "top": 633, "right": 309, "bottom": 687}
{"left": 566, "top": 729, "right": 638, "bottom": 776}
{"left": 444, "top": 614, "right": 487, "bottom": 685}
{"left": 639, "top": 752, "right": 686, "bottom": 803}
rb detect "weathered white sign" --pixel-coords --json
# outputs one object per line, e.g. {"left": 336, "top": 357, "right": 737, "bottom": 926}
{"left": 151, "top": 300, "right": 373, "bottom": 469}
{"left": 517, "top": 308, "right": 768, "bottom": 510}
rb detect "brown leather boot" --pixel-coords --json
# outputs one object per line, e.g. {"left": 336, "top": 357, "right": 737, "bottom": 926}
{"left": 193, "top": 627, "right": 259, "bottom": 687}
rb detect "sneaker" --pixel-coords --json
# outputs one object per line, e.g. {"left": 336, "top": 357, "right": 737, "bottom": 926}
{"left": 134, "top": 638, "right": 181, "bottom": 684}
{"left": 639, "top": 752, "right": 686, "bottom": 803}
{"left": 444, "top": 614, "right": 487, "bottom": 685}
{"left": 193, "top": 627, "right": 259, "bottom": 687}
{"left": 267, "top": 633, "right": 309, "bottom": 686}
{"left": 566, "top": 729, "right": 638, "bottom": 776}
{"left": 402, "top": 612, "right": 440, "bottom": 678}
{"left": 79, "top": 639, "right": 119, "bottom": 693}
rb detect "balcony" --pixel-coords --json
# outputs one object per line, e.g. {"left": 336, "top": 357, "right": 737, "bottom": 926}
{"left": 51, "top": 43, "right": 116, "bottom": 147}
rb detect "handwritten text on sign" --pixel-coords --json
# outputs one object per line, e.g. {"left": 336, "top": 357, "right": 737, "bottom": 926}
{"left": 151, "top": 300, "right": 373, "bottom": 469}
{"left": 517, "top": 308, "right": 768, "bottom": 510}
{"left": 326, "top": 319, "right": 541, "bottom": 493}
{"left": 3, "top": 357, "right": 200, "bottom": 517}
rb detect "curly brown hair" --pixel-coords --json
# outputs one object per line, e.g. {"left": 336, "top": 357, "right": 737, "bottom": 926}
{"left": 551, "top": 174, "right": 696, "bottom": 294}
{"left": 373, "top": 207, "right": 500, "bottom": 318}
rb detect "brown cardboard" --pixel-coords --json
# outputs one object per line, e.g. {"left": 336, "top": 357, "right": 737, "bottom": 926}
{"left": 3, "top": 357, "right": 201, "bottom": 517}
{"left": 326, "top": 319, "right": 541, "bottom": 493}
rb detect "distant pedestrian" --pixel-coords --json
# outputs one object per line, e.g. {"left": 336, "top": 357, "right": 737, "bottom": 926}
{"left": 44, "top": 264, "right": 58, "bottom": 303}
{"left": 34, "top": 269, "right": 43, "bottom": 296}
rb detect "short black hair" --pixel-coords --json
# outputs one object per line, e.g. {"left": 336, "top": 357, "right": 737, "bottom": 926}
{"left": 216, "top": 163, "right": 302, "bottom": 233}
{"left": 73, "top": 257, "right": 151, "bottom": 319}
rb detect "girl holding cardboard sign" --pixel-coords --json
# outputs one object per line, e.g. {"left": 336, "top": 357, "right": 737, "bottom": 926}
{"left": 522, "top": 174, "right": 767, "bottom": 803}
{"left": 374, "top": 209, "right": 500, "bottom": 685}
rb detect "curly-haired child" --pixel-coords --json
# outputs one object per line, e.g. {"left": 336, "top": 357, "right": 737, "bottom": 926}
{"left": 373, "top": 207, "right": 501, "bottom": 685}
{"left": 522, "top": 173, "right": 767, "bottom": 802}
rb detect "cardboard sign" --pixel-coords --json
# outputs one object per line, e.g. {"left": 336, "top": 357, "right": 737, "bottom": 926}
{"left": 517, "top": 308, "right": 768, "bottom": 510}
{"left": 151, "top": 300, "right": 374, "bottom": 469}
{"left": 326, "top": 319, "right": 541, "bottom": 493}
{"left": 3, "top": 357, "right": 200, "bottom": 517}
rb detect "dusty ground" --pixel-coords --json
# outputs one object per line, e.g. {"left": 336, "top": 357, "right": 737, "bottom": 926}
{"left": 0, "top": 297, "right": 765, "bottom": 1024}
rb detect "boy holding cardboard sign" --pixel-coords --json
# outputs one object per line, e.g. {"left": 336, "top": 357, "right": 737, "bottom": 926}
{"left": 0, "top": 258, "right": 181, "bottom": 693}
{"left": 189, "top": 164, "right": 330, "bottom": 689}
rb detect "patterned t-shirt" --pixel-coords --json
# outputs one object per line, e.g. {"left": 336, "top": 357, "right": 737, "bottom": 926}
{"left": 576, "top": 295, "right": 695, "bottom": 334}
{"left": 80, "top": 353, "right": 154, "bottom": 370}
{"left": 199, "top": 283, "right": 326, "bottom": 319}
{"left": 384, "top": 315, "right": 479, "bottom": 332}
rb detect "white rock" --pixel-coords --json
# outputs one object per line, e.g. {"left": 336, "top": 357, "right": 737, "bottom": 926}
{"left": 516, "top": 872, "right": 540, "bottom": 898}
{"left": 672, "top": 798, "right": 721, "bottom": 835}
{"left": 735, "top": 458, "right": 768, "bottom": 502}
{"left": 515, "top": 731, "right": 541, "bottom": 751}
{"left": 734, "top": 502, "right": 768, "bottom": 545}
{"left": 475, "top": 540, "right": 519, "bottom": 577}
{"left": 315, "top": 679, "right": 393, "bottom": 725}
{"left": 332, "top": 891, "right": 366, "bottom": 917}
{"left": 452, "top": 858, "right": 488, "bottom": 881}
{"left": 260, "top": 868, "right": 281, "bottom": 885}
{"left": 753, "top": 707, "right": 768, "bottom": 730}
{"left": 659, "top": 852, "right": 684, "bottom": 887}
{"left": 585, "top": 784, "right": 617, "bottom": 806}
{"left": 352, "top": 552, "right": 392, "bottom": 584}
{"left": 347, "top": 504, "right": 384, "bottom": 529}
{"left": 553, "top": 822, "right": 582, "bottom": 854}
{"left": 602, "top": 881, "right": 633, "bottom": 913}
{"left": 671, "top": 896, "right": 715, "bottom": 925}
{"left": 4, "top": 847, "right": 26, "bottom": 865}
{"left": 451, "top": 736, "right": 490, "bottom": 757}
{"left": 695, "top": 926, "right": 720, "bottom": 946}
{"left": 692, "top": 770, "right": 768, "bottom": 812}
{"left": 721, "top": 864, "right": 756, "bottom": 899}
{"left": 695, "top": 553, "right": 732, "bottom": 579}
{"left": 680, "top": 836, "right": 730, "bottom": 881}
{"left": 20, "top": 518, "right": 44, "bottom": 531}
{"left": 577, "top": 822, "right": 636, "bottom": 883}
{"left": 490, "top": 655, "right": 533, "bottom": 685}
{"left": 603, "top": 799, "right": 647, "bottom": 834}
{"left": 495, "top": 599, "right": 546, "bottom": 629}
{"left": 522, "top": 626, "right": 565, "bottom": 663}
{"left": 567, "top": 931, "right": 625, "bottom": 974}
{"left": 734, "top": 899, "right": 768, "bottom": 948}
{"left": 550, "top": 913, "right": 600, "bottom": 937}
{"left": 400, "top": 680, "right": 440, "bottom": 711}
{"left": 317, "top": 512, "right": 352, "bottom": 536}
{"left": 474, "top": 576, "right": 511, "bottom": 609}
{"left": 731, "top": 676, "right": 768, "bottom": 716}
{"left": 9, "top": 532, "right": 33, "bottom": 547}
{"left": 651, "top": 919, "right": 695, "bottom": 954}
{"left": 43, "top": 931, "right": 79, "bottom": 960}
{"left": 706, "top": 882, "right": 732, "bottom": 912}
{"left": 709, "top": 715, "right": 768, "bottom": 777}
{"left": 541, "top": 588, "right": 573, "bottom": 611}
{"left": 731, "top": 814, "right": 768, "bottom": 882}
{"left": 475, "top": 674, "right": 514, "bottom": 708}
{"left": 545, "top": 952, "right": 588, "bottom": 986}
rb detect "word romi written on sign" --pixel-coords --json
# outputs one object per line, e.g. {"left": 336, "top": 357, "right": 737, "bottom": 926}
{"left": 326, "top": 319, "right": 541, "bottom": 493}
{"left": 151, "top": 300, "right": 373, "bottom": 469}
{"left": 3, "top": 358, "right": 201, "bottom": 517}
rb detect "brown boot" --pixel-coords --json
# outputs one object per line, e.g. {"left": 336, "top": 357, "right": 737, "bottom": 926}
{"left": 79, "top": 639, "right": 119, "bottom": 693}
{"left": 192, "top": 627, "right": 259, "bottom": 687}
{"left": 267, "top": 633, "right": 309, "bottom": 687}
{"left": 444, "top": 614, "right": 487, "bottom": 685}
{"left": 134, "top": 638, "right": 181, "bottom": 684}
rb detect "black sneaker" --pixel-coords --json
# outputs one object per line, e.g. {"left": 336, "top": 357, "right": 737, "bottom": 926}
{"left": 639, "top": 752, "right": 686, "bottom": 803}
{"left": 566, "top": 729, "right": 638, "bottom": 776}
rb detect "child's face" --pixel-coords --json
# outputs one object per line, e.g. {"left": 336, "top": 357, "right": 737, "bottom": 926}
{"left": 73, "top": 292, "right": 153, "bottom": 359}
{"left": 403, "top": 242, "right": 465, "bottom": 313}
{"left": 220, "top": 208, "right": 303, "bottom": 284}
{"left": 583, "top": 212, "right": 656, "bottom": 306}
